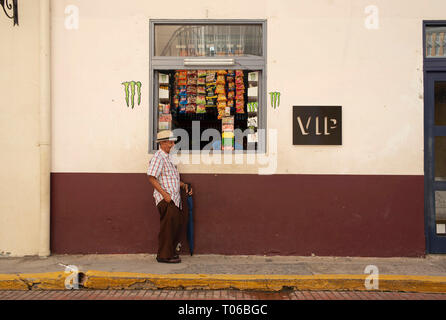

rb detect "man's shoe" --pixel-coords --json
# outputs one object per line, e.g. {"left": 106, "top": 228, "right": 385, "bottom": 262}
{"left": 156, "top": 257, "right": 181, "bottom": 264}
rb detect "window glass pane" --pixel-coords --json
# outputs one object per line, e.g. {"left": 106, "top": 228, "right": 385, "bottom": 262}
{"left": 435, "top": 136, "right": 446, "bottom": 181}
{"left": 154, "top": 24, "right": 263, "bottom": 57}
{"left": 435, "top": 191, "right": 446, "bottom": 235}
{"left": 435, "top": 81, "right": 446, "bottom": 126}
{"left": 426, "top": 26, "right": 446, "bottom": 58}
{"left": 156, "top": 69, "right": 260, "bottom": 151}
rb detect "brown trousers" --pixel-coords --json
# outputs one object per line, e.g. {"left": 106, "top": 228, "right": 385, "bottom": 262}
{"left": 156, "top": 200, "right": 183, "bottom": 259}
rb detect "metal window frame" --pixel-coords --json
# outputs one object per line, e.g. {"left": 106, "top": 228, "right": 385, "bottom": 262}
{"left": 149, "top": 19, "right": 267, "bottom": 154}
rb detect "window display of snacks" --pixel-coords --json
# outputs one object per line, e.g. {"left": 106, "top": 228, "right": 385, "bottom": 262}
{"left": 158, "top": 69, "right": 260, "bottom": 150}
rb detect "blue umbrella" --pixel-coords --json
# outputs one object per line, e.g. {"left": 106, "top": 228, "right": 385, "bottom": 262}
{"left": 186, "top": 184, "right": 194, "bottom": 256}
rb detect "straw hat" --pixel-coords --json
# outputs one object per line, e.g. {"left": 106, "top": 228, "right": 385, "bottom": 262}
{"left": 156, "top": 130, "right": 178, "bottom": 143}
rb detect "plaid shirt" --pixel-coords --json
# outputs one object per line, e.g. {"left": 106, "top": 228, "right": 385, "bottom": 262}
{"left": 147, "top": 149, "right": 182, "bottom": 209}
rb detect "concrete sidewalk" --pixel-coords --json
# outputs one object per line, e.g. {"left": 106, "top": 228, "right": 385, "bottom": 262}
{"left": 0, "top": 254, "right": 445, "bottom": 293}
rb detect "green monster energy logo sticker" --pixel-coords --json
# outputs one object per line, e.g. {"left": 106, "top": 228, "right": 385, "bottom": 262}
{"left": 269, "top": 92, "right": 281, "bottom": 109}
{"left": 122, "top": 81, "right": 142, "bottom": 109}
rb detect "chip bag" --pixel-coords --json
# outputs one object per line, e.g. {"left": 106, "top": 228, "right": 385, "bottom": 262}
{"left": 236, "top": 100, "right": 245, "bottom": 113}
{"left": 206, "top": 71, "right": 216, "bottom": 83}
{"left": 196, "top": 95, "right": 206, "bottom": 105}
{"left": 196, "top": 104, "right": 206, "bottom": 113}
{"left": 197, "top": 86, "right": 206, "bottom": 94}
{"left": 215, "top": 85, "right": 226, "bottom": 94}
{"left": 216, "top": 75, "right": 226, "bottom": 85}
{"left": 217, "top": 94, "right": 227, "bottom": 102}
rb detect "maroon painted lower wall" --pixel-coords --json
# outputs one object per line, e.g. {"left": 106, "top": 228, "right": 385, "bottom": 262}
{"left": 50, "top": 173, "right": 425, "bottom": 257}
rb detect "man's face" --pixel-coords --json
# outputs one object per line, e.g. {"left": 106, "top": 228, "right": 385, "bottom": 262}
{"left": 160, "top": 140, "right": 175, "bottom": 153}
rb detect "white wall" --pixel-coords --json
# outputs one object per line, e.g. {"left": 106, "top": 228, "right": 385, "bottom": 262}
{"left": 0, "top": 0, "right": 42, "bottom": 256}
{"left": 50, "top": 0, "right": 445, "bottom": 175}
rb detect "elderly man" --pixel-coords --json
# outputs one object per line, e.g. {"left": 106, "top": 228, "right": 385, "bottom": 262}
{"left": 147, "top": 130, "right": 193, "bottom": 263}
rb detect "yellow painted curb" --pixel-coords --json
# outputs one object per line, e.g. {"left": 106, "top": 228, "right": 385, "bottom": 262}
{"left": 0, "top": 272, "right": 67, "bottom": 290}
{"left": 2, "top": 271, "right": 446, "bottom": 293}
{"left": 82, "top": 271, "right": 446, "bottom": 293}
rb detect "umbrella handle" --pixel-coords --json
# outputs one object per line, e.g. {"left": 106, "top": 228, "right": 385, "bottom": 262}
{"left": 186, "top": 183, "right": 192, "bottom": 196}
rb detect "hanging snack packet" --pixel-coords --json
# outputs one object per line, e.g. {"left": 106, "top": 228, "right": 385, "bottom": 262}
{"left": 197, "top": 77, "right": 206, "bottom": 85}
{"left": 217, "top": 101, "right": 227, "bottom": 108}
{"left": 206, "top": 71, "right": 216, "bottom": 83}
{"left": 186, "top": 104, "right": 196, "bottom": 114}
{"left": 218, "top": 108, "right": 226, "bottom": 120}
{"left": 217, "top": 94, "right": 227, "bottom": 102}
{"left": 196, "top": 104, "right": 206, "bottom": 113}
{"left": 235, "top": 70, "right": 244, "bottom": 78}
{"left": 235, "top": 77, "right": 244, "bottom": 85}
{"left": 180, "top": 96, "right": 188, "bottom": 105}
{"left": 227, "top": 99, "right": 234, "bottom": 108}
{"left": 197, "top": 86, "right": 206, "bottom": 94}
{"left": 215, "top": 84, "right": 226, "bottom": 94}
{"left": 187, "top": 95, "right": 197, "bottom": 104}
{"left": 216, "top": 75, "right": 226, "bottom": 85}
{"left": 228, "top": 90, "right": 235, "bottom": 99}
{"left": 235, "top": 92, "right": 244, "bottom": 100}
{"left": 196, "top": 95, "right": 206, "bottom": 105}
{"left": 206, "top": 82, "right": 216, "bottom": 89}
{"left": 198, "top": 70, "right": 207, "bottom": 78}
{"left": 187, "top": 76, "right": 197, "bottom": 85}
{"left": 236, "top": 100, "right": 245, "bottom": 113}
{"left": 236, "top": 84, "right": 245, "bottom": 93}
{"left": 187, "top": 85, "right": 197, "bottom": 94}
{"left": 217, "top": 70, "right": 228, "bottom": 75}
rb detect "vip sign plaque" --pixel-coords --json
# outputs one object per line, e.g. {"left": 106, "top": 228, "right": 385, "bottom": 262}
{"left": 293, "top": 106, "right": 342, "bottom": 145}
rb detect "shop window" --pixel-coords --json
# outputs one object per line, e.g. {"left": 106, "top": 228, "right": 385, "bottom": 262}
{"left": 149, "top": 20, "right": 266, "bottom": 152}
{"left": 425, "top": 26, "right": 446, "bottom": 58}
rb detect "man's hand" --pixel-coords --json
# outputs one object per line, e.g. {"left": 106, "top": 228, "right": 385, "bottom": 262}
{"left": 148, "top": 176, "right": 172, "bottom": 203}
{"left": 163, "top": 193, "right": 172, "bottom": 203}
